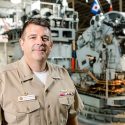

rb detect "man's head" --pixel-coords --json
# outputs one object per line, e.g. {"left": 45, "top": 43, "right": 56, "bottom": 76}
{"left": 20, "top": 18, "right": 51, "bottom": 39}
{"left": 20, "top": 18, "right": 53, "bottom": 63}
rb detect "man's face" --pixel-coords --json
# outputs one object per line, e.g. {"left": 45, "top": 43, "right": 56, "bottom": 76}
{"left": 20, "top": 24, "right": 53, "bottom": 62}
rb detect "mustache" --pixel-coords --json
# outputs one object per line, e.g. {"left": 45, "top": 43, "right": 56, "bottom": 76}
{"left": 32, "top": 44, "right": 46, "bottom": 51}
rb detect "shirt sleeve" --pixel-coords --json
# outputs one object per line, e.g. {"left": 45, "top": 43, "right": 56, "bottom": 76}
{"left": 0, "top": 79, "right": 2, "bottom": 124}
{"left": 69, "top": 88, "right": 84, "bottom": 118}
{"left": 0, "top": 108, "right": 1, "bottom": 125}
{"left": 0, "top": 73, "right": 7, "bottom": 125}
{"left": 0, "top": 72, "right": 4, "bottom": 125}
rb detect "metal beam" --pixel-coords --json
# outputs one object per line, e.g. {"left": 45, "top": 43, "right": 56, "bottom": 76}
{"left": 119, "top": 0, "right": 122, "bottom": 11}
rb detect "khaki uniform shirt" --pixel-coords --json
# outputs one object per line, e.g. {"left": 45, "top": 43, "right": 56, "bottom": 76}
{"left": 0, "top": 57, "right": 83, "bottom": 125}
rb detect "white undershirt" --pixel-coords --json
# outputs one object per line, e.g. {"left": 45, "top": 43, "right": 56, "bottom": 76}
{"left": 34, "top": 71, "right": 48, "bottom": 85}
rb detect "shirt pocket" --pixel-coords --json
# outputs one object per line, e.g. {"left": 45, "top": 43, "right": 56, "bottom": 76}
{"left": 3, "top": 100, "right": 40, "bottom": 124}
{"left": 16, "top": 100, "right": 41, "bottom": 124}
{"left": 59, "top": 95, "right": 74, "bottom": 115}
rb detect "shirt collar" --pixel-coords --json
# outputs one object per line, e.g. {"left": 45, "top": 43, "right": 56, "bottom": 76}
{"left": 18, "top": 56, "right": 61, "bottom": 82}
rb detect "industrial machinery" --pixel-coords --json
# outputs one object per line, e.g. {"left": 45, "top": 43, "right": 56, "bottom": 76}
{"left": 76, "top": 11, "right": 125, "bottom": 124}
{"left": 1, "top": 1, "right": 78, "bottom": 69}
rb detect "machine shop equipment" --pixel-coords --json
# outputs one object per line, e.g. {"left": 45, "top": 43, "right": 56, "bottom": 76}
{"left": 1, "top": 1, "right": 78, "bottom": 69}
{"left": 76, "top": 11, "right": 125, "bottom": 124}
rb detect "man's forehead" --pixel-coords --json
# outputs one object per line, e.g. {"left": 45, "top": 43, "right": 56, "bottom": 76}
{"left": 26, "top": 23, "right": 49, "bottom": 30}
{"left": 25, "top": 25, "right": 50, "bottom": 34}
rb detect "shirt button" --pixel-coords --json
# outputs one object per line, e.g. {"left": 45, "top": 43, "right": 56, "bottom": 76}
{"left": 19, "top": 97, "right": 23, "bottom": 101}
{"left": 27, "top": 107, "right": 30, "bottom": 112}
{"left": 48, "top": 105, "right": 50, "bottom": 108}
{"left": 45, "top": 89, "right": 49, "bottom": 93}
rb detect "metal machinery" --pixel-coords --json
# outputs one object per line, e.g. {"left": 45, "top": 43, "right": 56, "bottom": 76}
{"left": 2, "top": 1, "right": 78, "bottom": 69}
{"left": 76, "top": 11, "right": 125, "bottom": 124}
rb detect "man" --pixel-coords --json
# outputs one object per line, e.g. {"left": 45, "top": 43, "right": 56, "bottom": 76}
{"left": 0, "top": 18, "right": 84, "bottom": 125}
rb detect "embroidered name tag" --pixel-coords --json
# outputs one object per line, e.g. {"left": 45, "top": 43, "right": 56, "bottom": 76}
{"left": 59, "top": 89, "right": 74, "bottom": 96}
{"left": 18, "top": 94, "right": 36, "bottom": 102}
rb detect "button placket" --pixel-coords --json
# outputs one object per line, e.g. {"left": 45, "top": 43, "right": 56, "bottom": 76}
{"left": 27, "top": 107, "right": 30, "bottom": 112}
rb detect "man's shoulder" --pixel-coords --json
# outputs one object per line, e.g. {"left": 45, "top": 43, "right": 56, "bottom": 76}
{"left": 47, "top": 62, "right": 71, "bottom": 80}
{"left": 48, "top": 62, "right": 63, "bottom": 68}
{"left": 0, "top": 61, "right": 18, "bottom": 73}
{"left": 48, "top": 62, "right": 67, "bottom": 72}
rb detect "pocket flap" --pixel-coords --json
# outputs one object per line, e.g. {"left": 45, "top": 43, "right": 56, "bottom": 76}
{"left": 59, "top": 96, "right": 74, "bottom": 105}
{"left": 17, "top": 100, "right": 40, "bottom": 113}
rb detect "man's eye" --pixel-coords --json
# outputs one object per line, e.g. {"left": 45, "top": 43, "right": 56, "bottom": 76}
{"left": 29, "top": 37, "right": 36, "bottom": 39}
{"left": 42, "top": 37, "right": 49, "bottom": 42}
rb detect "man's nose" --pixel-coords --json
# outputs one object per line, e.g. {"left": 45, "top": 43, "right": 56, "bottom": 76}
{"left": 36, "top": 37, "right": 45, "bottom": 44}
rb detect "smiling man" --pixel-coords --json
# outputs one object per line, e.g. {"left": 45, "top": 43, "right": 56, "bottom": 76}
{"left": 0, "top": 18, "right": 84, "bottom": 125}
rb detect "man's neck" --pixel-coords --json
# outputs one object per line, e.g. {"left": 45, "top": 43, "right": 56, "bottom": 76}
{"left": 25, "top": 58, "right": 47, "bottom": 72}
{"left": 31, "top": 62, "right": 47, "bottom": 72}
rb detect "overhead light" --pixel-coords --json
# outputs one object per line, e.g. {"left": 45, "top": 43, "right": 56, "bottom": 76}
{"left": 11, "top": 0, "right": 21, "bottom": 4}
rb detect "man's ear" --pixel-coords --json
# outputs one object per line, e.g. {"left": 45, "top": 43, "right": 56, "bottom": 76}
{"left": 19, "top": 38, "right": 24, "bottom": 51}
{"left": 50, "top": 41, "right": 53, "bottom": 49}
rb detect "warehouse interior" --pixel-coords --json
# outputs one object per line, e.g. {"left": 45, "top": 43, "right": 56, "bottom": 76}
{"left": 1, "top": 0, "right": 125, "bottom": 125}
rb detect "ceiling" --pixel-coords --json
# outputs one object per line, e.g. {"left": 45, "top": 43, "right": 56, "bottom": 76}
{"left": 0, "top": 0, "right": 125, "bottom": 34}
{"left": 70, "top": 0, "right": 125, "bottom": 33}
